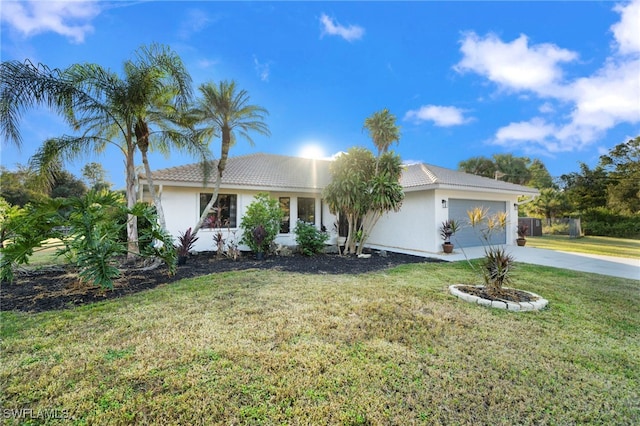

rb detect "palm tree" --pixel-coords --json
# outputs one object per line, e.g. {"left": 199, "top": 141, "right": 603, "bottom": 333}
{"left": 190, "top": 80, "right": 270, "bottom": 235}
{"left": 124, "top": 45, "right": 210, "bottom": 230}
{"left": 1, "top": 44, "right": 202, "bottom": 259}
{"left": 363, "top": 108, "right": 400, "bottom": 157}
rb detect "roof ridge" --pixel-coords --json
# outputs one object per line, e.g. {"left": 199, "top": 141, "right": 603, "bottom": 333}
{"left": 420, "top": 163, "right": 439, "bottom": 183}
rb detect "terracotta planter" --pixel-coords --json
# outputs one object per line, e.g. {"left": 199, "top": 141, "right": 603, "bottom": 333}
{"left": 516, "top": 238, "right": 526, "bottom": 247}
{"left": 442, "top": 243, "right": 454, "bottom": 254}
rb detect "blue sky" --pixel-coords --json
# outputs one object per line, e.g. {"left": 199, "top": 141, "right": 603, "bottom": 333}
{"left": 1, "top": 0, "right": 639, "bottom": 189}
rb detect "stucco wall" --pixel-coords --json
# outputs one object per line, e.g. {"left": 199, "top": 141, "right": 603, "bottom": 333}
{"left": 365, "top": 188, "right": 521, "bottom": 256}
{"left": 159, "top": 186, "right": 336, "bottom": 253}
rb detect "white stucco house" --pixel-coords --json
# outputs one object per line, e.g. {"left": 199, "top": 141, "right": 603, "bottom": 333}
{"left": 140, "top": 153, "right": 539, "bottom": 256}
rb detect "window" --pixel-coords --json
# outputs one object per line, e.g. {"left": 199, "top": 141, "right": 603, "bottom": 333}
{"left": 279, "top": 197, "right": 290, "bottom": 233}
{"left": 297, "top": 197, "right": 315, "bottom": 224}
{"left": 199, "top": 193, "right": 237, "bottom": 228}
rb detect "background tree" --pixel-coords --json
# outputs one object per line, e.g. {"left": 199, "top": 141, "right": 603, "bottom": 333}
{"left": 599, "top": 136, "right": 640, "bottom": 214}
{"left": 82, "top": 162, "right": 111, "bottom": 192}
{"left": 49, "top": 170, "right": 87, "bottom": 199}
{"left": 528, "top": 159, "right": 555, "bottom": 189}
{"left": 492, "top": 153, "right": 531, "bottom": 184}
{"left": 458, "top": 156, "right": 496, "bottom": 179}
{"left": 191, "top": 80, "right": 270, "bottom": 236}
{"left": 560, "top": 163, "right": 609, "bottom": 213}
{"left": 0, "top": 165, "right": 46, "bottom": 207}
{"left": 524, "top": 188, "right": 570, "bottom": 223}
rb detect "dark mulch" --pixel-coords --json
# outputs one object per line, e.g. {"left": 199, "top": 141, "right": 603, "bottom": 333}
{"left": 455, "top": 285, "right": 540, "bottom": 303}
{"left": 1, "top": 251, "right": 443, "bottom": 313}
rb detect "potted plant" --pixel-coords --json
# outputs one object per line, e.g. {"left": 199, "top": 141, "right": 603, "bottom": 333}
{"left": 516, "top": 224, "right": 529, "bottom": 246}
{"left": 176, "top": 227, "right": 199, "bottom": 265}
{"left": 252, "top": 224, "right": 267, "bottom": 260}
{"left": 439, "top": 219, "right": 458, "bottom": 254}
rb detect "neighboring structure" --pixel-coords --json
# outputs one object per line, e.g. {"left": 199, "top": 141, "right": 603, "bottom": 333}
{"left": 141, "top": 153, "right": 539, "bottom": 256}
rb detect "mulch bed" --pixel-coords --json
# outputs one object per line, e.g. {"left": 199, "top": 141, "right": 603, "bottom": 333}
{"left": 455, "top": 285, "right": 540, "bottom": 303}
{"left": 1, "top": 251, "right": 443, "bottom": 313}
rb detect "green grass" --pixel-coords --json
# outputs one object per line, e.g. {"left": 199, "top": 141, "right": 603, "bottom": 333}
{"left": 527, "top": 235, "right": 640, "bottom": 259}
{"left": 1, "top": 262, "right": 639, "bottom": 425}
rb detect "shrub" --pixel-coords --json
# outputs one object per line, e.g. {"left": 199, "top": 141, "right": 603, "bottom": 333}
{"left": 0, "top": 191, "right": 176, "bottom": 288}
{"left": 582, "top": 207, "right": 640, "bottom": 238}
{"left": 543, "top": 223, "right": 569, "bottom": 235}
{"left": 294, "top": 220, "right": 329, "bottom": 256}
{"left": 240, "top": 193, "right": 283, "bottom": 253}
{"left": 176, "top": 227, "right": 199, "bottom": 258}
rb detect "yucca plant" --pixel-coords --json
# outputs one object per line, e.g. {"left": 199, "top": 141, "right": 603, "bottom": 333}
{"left": 465, "top": 207, "right": 516, "bottom": 295}
{"left": 482, "top": 246, "right": 515, "bottom": 294}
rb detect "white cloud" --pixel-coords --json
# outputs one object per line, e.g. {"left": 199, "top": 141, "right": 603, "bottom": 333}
{"left": 178, "top": 9, "right": 216, "bottom": 40}
{"left": 404, "top": 105, "right": 470, "bottom": 127}
{"left": 538, "top": 102, "right": 555, "bottom": 114}
{"left": 494, "top": 118, "right": 558, "bottom": 148}
{"left": 458, "top": 0, "right": 640, "bottom": 154}
{"left": 611, "top": 0, "right": 640, "bottom": 55}
{"left": 196, "top": 58, "right": 219, "bottom": 69}
{"left": 0, "top": 0, "right": 101, "bottom": 43}
{"left": 253, "top": 56, "right": 270, "bottom": 82}
{"left": 455, "top": 32, "right": 577, "bottom": 94}
{"left": 319, "top": 13, "right": 364, "bottom": 42}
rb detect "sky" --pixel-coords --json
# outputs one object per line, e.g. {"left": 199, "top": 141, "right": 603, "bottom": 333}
{"left": 1, "top": 0, "right": 639, "bottom": 190}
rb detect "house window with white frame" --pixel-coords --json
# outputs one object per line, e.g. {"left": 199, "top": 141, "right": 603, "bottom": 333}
{"left": 199, "top": 193, "right": 237, "bottom": 228}
{"left": 279, "top": 197, "right": 291, "bottom": 233}
{"left": 297, "top": 197, "right": 315, "bottom": 224}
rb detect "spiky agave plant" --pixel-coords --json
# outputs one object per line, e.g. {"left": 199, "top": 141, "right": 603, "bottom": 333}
{"left": 482, "top": 246, "right": 515, "bottom": 295}
{"left": 465, "top": 207, "right": 516, "bottom": 294}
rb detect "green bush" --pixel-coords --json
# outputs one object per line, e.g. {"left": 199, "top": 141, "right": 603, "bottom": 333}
{"left": 582, "top": 207, "right": 640, "bottom": 238}
{"left": 294, "top": 220, "right": 329, "bottom": 256}
{"left": 0, "top": 191, "right": 176, "bottom": 287}
{"left": 239, "top": 193, "right": 283, "bottom": 253}
{"left": 543, "top": 223, "right": 569, "bottom": 235}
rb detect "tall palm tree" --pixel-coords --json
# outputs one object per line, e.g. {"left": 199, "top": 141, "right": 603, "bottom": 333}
{"left": 190, "top": 80, "right": 270, "bottom": 235}
{"left": 363, "top": 108, "right": 401, "bottom": 157}
{"left": 124, "top": 45, "right": 210, "bottom": 230}
{"left": 1, "top": 44, "right": 202, "bottom": 259}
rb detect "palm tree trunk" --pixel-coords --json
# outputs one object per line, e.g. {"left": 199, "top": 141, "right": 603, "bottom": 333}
{"left": 135, "top": 120, "right": 167, "bottom": 230}
{"left": 125, "top": 140, "right": 140, "bottom": 261}
{"left": 140, "top": 149, "right": 167, "bottom": 230}
{"left": 192, "top": 128, "right": 231, "bottom": 236}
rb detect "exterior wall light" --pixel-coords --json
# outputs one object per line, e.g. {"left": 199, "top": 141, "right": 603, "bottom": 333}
{"left": 442, "top": 199, "right": 447, "bottom": 208}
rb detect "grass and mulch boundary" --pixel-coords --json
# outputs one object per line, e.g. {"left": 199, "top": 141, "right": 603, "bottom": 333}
{"left": 1, "top": 253, "right": 639, "bottom": 425}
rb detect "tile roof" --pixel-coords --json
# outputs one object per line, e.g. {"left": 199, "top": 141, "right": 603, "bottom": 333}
{"left": 401, "top": 162, "right": 540, "bottom": 195}
{"left": 148, "top": 153, "right": 332, "bottom": 190}
{"left": 146, "top": 153, "right": 539, "bottom": 195}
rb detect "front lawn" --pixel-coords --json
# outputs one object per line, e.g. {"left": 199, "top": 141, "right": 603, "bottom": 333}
{"left": 526, "top": 234, "right": 640, "bottom": 259}
{"left": 1, "top": 261, "right": 638, "bottom": 424}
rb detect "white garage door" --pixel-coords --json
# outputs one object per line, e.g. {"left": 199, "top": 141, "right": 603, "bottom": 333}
{"left": 449, "top": 199, "right": 506, "bottom": 248}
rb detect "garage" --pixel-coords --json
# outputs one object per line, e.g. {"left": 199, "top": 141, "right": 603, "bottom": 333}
{"left": 448, "top": 199, "right": 506, "bottom": 248}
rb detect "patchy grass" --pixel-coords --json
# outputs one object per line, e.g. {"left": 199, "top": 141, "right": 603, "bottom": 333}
{"left": 19, "top": 238, "right": 66, "bottom": 267}
{"left": 527, "top": 235, "right": 640, "bottom": 259}
{"left": 1, "top": 261, "right": 639, "bottom": 425}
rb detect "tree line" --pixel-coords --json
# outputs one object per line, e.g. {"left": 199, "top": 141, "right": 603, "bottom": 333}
{"left": 457, "top": 137, "right": 640, "bottom": 238}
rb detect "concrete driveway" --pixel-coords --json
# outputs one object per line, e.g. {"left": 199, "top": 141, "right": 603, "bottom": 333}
{"left": 433, "top": 246, "right": 640, "bottom": 280}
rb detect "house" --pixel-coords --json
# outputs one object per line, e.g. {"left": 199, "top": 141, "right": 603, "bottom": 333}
{"left": 141, "top": 153, "right": 539, "bottom": 256}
